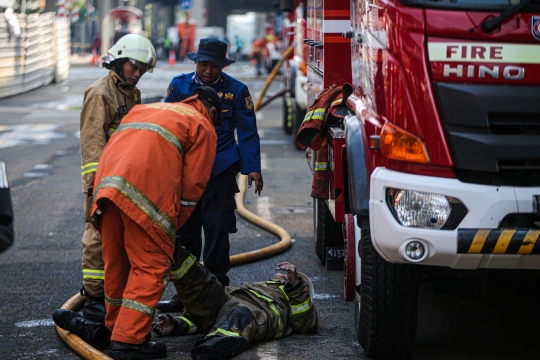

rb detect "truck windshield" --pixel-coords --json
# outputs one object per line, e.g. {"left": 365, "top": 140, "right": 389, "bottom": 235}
{"left": 403, "top": 0, "right": 540, "bottom": 10}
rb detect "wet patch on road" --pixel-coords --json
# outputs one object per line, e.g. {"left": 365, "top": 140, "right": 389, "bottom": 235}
{"left": 0, "top": 123, "right": 66, "bottom": 149}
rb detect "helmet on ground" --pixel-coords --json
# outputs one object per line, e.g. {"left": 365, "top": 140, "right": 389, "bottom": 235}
{"left": 297, "top": 272, "right": 315, "bottom": 298}
{"left": 101, "top": 34, "right": 157, "bottom": 73}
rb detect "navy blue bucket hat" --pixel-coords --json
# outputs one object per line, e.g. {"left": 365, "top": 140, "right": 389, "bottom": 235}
{"left": 187, "top": 38, "right": 235, "bottom": 67}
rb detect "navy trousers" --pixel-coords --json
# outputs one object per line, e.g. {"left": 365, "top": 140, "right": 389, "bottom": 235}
{"left": 176, "top": 167, "right": 239, "bottom": 287}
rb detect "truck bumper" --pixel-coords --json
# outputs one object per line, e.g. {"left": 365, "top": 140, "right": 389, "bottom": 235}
{"left": 369, "top": 168, "right": 540, "bottom": 269}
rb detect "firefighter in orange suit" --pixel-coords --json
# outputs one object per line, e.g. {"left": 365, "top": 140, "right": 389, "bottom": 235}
{"left": 79, "top": 34, "right": 157, "bottom": 324}
{"left": 90, "top": 87, "right": 222, "bottom": 359}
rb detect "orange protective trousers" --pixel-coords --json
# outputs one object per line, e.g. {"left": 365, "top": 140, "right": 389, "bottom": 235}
{"left": 100, "top": 200, "right": 170, "bottom": 344}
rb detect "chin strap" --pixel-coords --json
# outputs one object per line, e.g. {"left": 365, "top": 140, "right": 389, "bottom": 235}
{"left": 113, "top": 60, "right": 127, "bottom": 82}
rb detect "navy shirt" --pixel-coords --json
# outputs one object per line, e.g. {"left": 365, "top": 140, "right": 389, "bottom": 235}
{"left": 164, "top": 72, "right": 261, "bottom": 176}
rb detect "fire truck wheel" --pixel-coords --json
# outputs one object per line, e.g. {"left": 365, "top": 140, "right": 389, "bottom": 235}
{"left": 292, "top": 104, "right": 306, "bottom": 149}
{"left": 313, "top": 199, "right": 343, "bottom": 268}
{"left": 282, "top": 92, "right": 293, "bottom": 134}
{"left": 356, "top": 230, "right": 419, "bottom": 358}
{"left": 313, "top": 199, "right": 326, "bottom": 265}
{"left": 343, "top": 214, "right": 355, "bottom": 302}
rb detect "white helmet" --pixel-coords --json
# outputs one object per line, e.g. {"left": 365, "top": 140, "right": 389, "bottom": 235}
{"left": 101, "top": 34, "right": 157, "bottom": 73}
{"left": 297, "top": 272, "right": 315, "bottom": 298}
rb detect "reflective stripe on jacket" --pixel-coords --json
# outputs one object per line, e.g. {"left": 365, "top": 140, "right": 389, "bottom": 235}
{"left": 227, "top": 278, "right": 318, "bottom": 339}
{"left": 91, "top": 96, "right": 217, "bottom": 258}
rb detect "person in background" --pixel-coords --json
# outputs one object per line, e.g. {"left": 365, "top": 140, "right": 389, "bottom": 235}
{"left": 157, "top": 37, "right": 263, "bottom": 313}
{"left": 78, "top": 34, "right": 157, "bottom": 325}
{"left": 234, "top": 35, "right": 244, "bottom": 61}
{"left": 163, "top": 36, "right": 172, "bottom": 61}
{"left": 251, "top": 36, "right": 269, "bottom": 76}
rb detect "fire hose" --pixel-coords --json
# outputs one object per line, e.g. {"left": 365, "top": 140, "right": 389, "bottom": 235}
{"left": 56, "top": 46, "right": 296, "bottom": 358}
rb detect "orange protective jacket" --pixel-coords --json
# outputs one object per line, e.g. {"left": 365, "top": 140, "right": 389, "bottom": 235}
{"left": 91, "top": 95, "right": 217, "bottom": 259}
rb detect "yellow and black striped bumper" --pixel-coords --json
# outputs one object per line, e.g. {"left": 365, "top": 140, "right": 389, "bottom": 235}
{"left": 458, "top": 229, "right": 540, "bottom": 254}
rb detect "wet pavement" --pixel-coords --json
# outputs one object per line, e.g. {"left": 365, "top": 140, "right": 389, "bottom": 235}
{"left": 0, "top": 61, "right": 539, "bottom": 360}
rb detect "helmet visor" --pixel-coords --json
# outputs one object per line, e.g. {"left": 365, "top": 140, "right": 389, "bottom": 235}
{"left": 128, "top": 58, "right": 154, "bottom": 73}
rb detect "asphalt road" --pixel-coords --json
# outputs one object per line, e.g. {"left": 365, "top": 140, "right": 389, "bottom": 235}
{"left": 0, "top": 60, "right": 539, "bottom": 360}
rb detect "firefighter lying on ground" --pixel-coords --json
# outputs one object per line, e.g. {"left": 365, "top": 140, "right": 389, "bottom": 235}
{"left": 151, "top": 245, "right": 318, "bottom": 360}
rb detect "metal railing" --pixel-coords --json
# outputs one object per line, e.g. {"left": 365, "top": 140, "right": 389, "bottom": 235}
{"left": 0, "top": 12, "right": 70, "bottom": 99}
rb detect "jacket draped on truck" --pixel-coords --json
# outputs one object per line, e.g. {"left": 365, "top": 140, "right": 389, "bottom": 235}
{"left": 295, "top": 84, "right": 352, "bottom": 199}
{"left": 91, "top": 96, "right": 217, "bottom": 259}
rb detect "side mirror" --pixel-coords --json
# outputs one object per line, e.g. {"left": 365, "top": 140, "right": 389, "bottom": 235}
{"left": 280, "top": 0, "right": 294, "bottom": 12}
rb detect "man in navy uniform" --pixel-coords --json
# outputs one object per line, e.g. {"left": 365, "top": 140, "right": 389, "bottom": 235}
{"left": 158, "top": 37, "right": 264, "bottom": 312}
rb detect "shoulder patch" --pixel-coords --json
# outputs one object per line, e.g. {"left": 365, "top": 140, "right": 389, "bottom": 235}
{"left": 245, "top": 96, "right": 254, "bottom": 110}
{"left": 242, "top": 88, "right": 250, "bottom": 97}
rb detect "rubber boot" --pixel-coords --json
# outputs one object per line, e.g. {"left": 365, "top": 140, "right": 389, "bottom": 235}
{"left": 156, "top": 294, "right": 184, "bottom": 313}
{"left": 81, "top": 288, "right": 106, "bottom": 324}
{"left": 53, "top": 309, "right": 111, "bottom": 350}
{"left": 106, "top": 340, "right": 167, "bottom": 359}
{"left": 191, "top": 335, "right": 248, "bottom": 360}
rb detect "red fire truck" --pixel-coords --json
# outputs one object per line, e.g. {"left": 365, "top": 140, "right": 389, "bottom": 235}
{"left": 303, "top": 0, "right": 540, "bottom": 357}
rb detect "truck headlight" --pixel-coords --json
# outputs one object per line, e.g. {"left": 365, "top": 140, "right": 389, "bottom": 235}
{"left": 386, "top": 188, "right": 468, "bottom": 230}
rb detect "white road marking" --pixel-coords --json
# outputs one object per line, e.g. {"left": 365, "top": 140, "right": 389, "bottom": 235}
{"left": 257, "top": 196, "right": 272, "bottom": 221}
{"left": 257, "top": 341, "right": 278, "bottom": 360}
{"left": 15, "top": 319, "right": 56, "bottom": 328}
{"left": 260, "top": 139, "right": 291, "bottom": 145}
{"left": 23, "top": 172, "right": 48, "bottom": 178}
{"left": 261, "top": 152, "right": 268, "bottom": 170}
{"left": 313, "top": 293, "right": 342, "bottom": 300}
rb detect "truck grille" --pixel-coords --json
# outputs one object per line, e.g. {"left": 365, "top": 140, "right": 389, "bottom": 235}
{"left": 488, "top": 113, "right": 540, "bottom": 135}
{"left": 434, "top": 83, "right": 540, "bottom": 186}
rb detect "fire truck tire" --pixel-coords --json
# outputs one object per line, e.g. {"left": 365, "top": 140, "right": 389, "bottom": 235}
{"left": 313, "top": 199, "right": 327, "bottom": 264}
{"left": 343, "top": 214, "right": 355, "bottom": 302}
{"left": 356, "top": 230, "right": 419, "bottom": 358}
{"left": 314, "top": 198, "right": 343, "bottom": 269}
{"left": 292, "top": 104, "right": 306, "bottom": 149}
{"left": 283, "top": 92, "right": 293, "bottom": 134}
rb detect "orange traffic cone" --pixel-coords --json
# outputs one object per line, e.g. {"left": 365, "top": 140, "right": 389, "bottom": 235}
{"left": 90, "top": 48, "right": 99, "bottom": 66}
{"left": 168, "top": 49, "right": 176, "bottom": 67}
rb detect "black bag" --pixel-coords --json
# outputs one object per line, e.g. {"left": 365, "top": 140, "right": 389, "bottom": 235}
{"left": 0, "top": 162, "right": 14, "bottom": 254}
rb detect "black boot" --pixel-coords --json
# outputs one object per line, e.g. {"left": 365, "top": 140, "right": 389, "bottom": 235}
{"left": 156, "top": 294, "right": 184, "bottom": 313}
{"left": 82, "top": 293, "right": 107, "bottom": 324}
{"left": 53, "top": 309, "right": 111, "bottom": 350}
{"left": 191, "top": 335, "right": 248, "bottom": 360}
{"left": 106, "top": 340, "right": 167, "bottom": 359}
